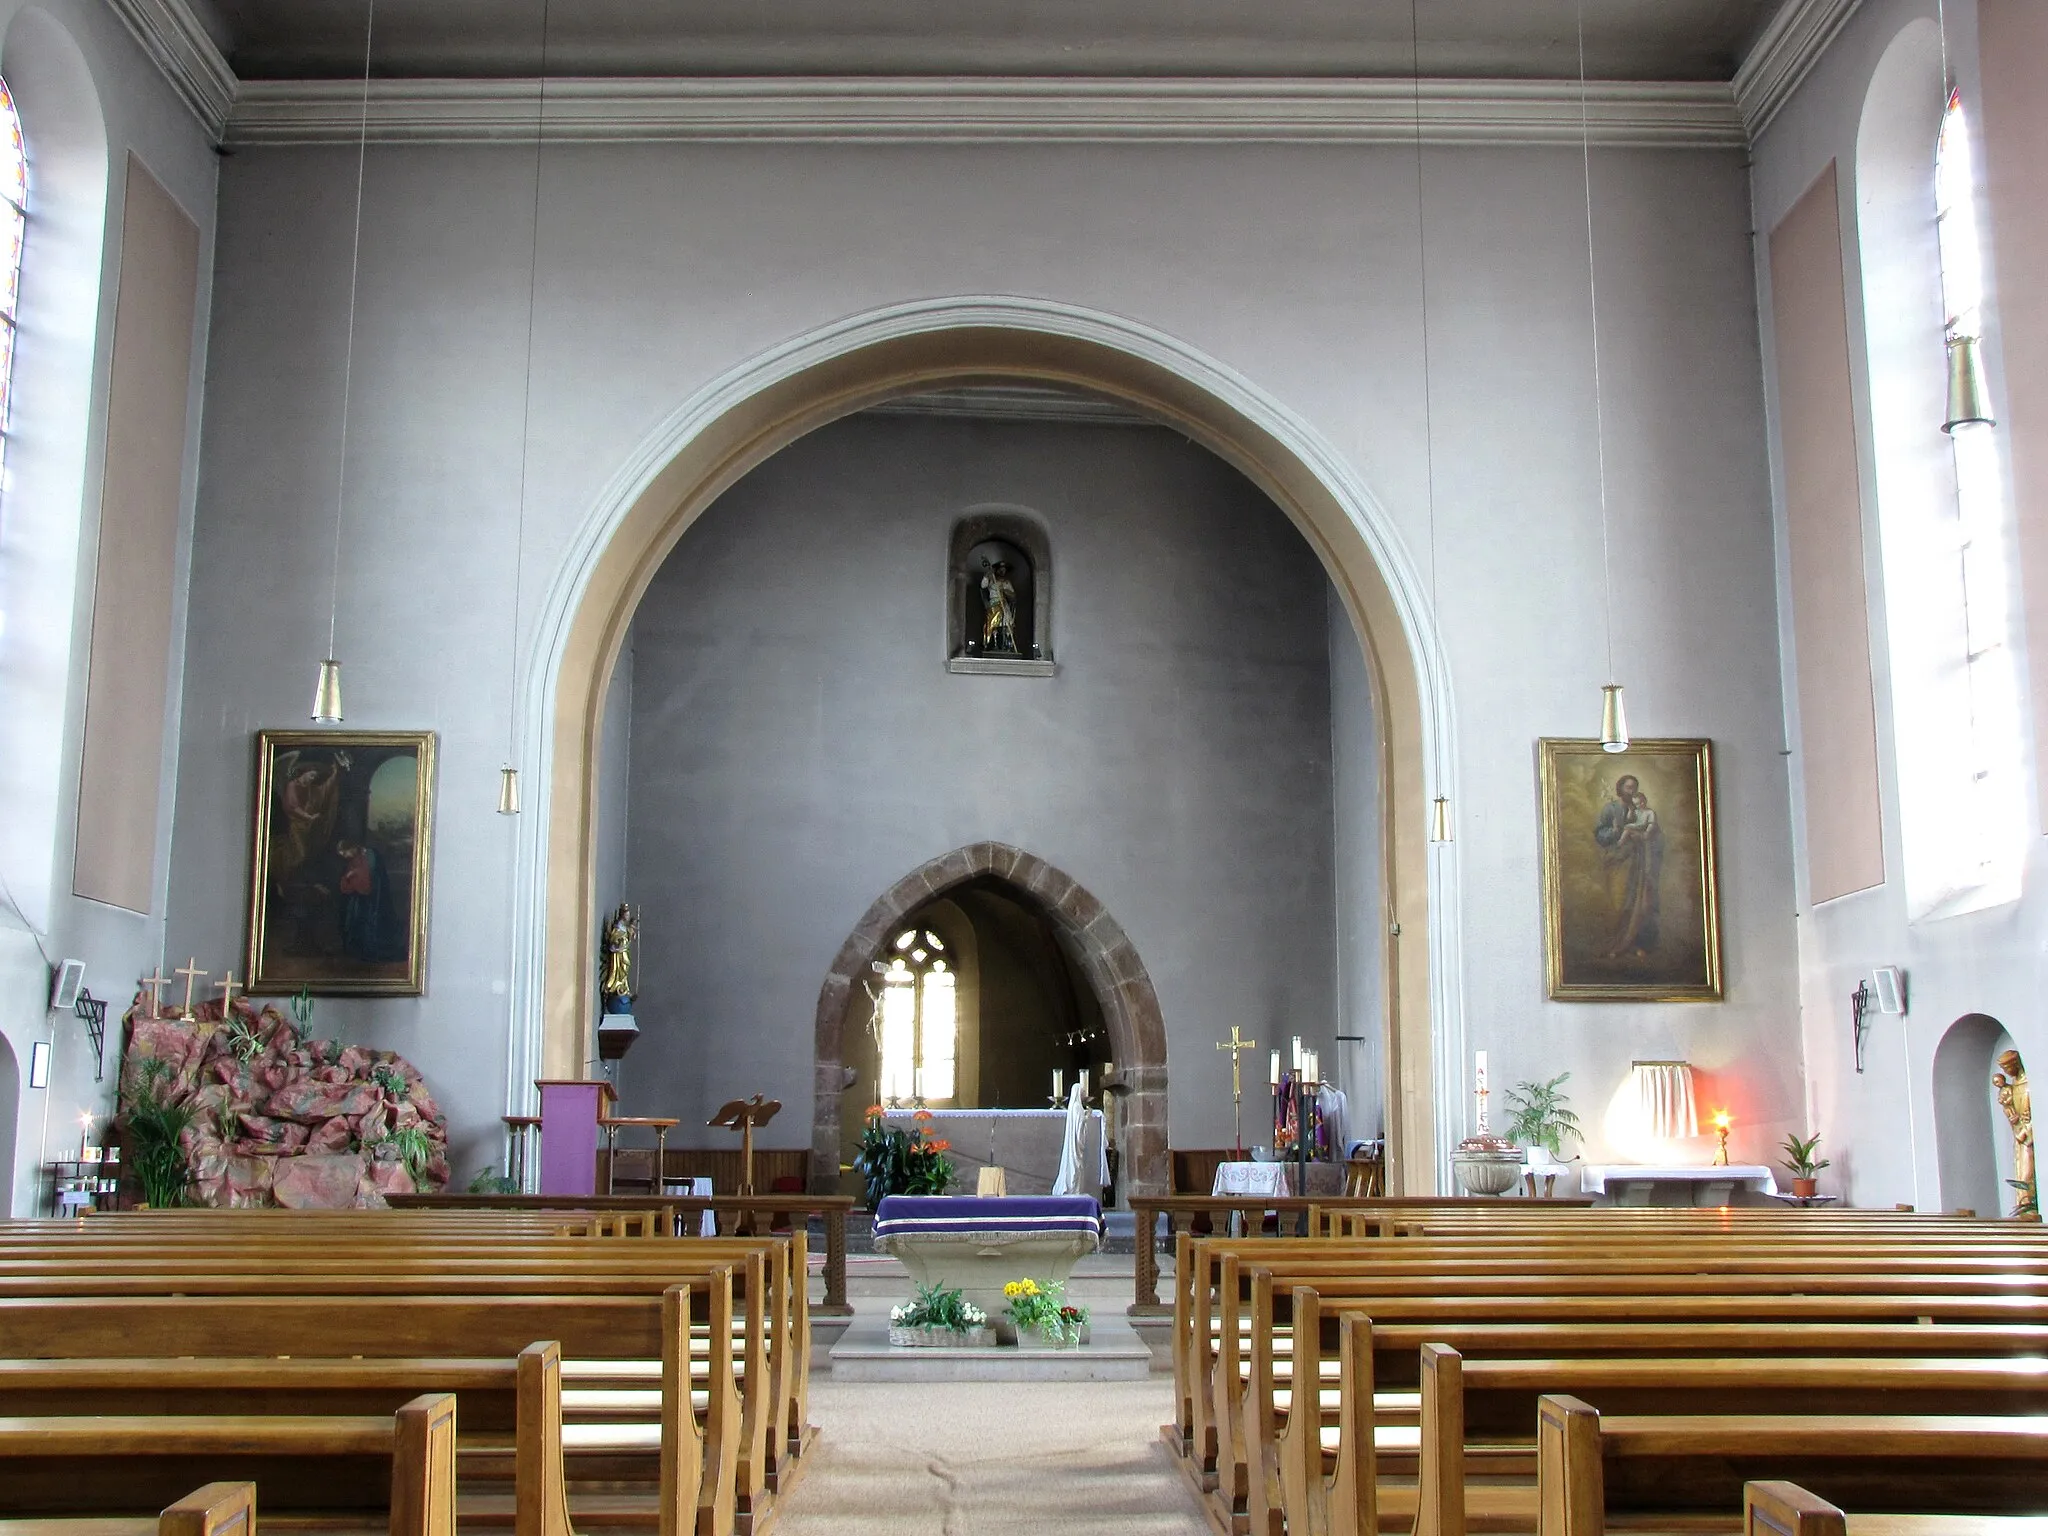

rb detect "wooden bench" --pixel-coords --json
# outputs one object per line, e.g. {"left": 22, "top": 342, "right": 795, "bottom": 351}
{"left": 0, "top": 1481, "right": 259, "bottom": 1536}
{"left": 1746, "top": 1480, "right": 2048, "bottom": 1536}
{"left": 1537, "top": 1396, "right": 2048, "bottom": 1535}
{"left": 0, "top": 1396, "right": 454, "bottom": 1536}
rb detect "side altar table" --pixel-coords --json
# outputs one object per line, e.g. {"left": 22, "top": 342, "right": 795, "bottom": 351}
{"left": 1579, "top": 1163, "right": 1779, "bottom": 1206}
{"left": 871, "top": 1194, "right": 1102, "bottom": 1343}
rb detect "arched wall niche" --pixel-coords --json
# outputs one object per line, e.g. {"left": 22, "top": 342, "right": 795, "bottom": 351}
{"left": 524, "top": 300, "right": 1459, "bottom": 1194}
{"left": 815, "top": 844, "right": 1164, "bottom": 1196}
{"left": 1931, "top": 1012, "right": 2018, "bottom": 1217}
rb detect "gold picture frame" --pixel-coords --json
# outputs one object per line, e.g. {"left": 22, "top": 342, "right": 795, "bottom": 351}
{"left": 1538, "top": 737, "right": 1722, "bottom": 1002}
{"left": 246, "top": 730, "right": 437, "bottom": 996}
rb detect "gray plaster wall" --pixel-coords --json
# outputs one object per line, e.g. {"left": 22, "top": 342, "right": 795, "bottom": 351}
{"left": 1751, "top": 0, "right": 2046, "bottom": 1210}
{"left": 615, "top": 412, "right": 1340, "bottom": 1149}
{"left": 161, "top": 132, "right": 1797, "bottom": 1181}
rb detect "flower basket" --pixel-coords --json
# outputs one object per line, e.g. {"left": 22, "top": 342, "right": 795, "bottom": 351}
{"left": 1015, "top": 1325, "right": 1091, "bottom": 1350}
{"left": 888, "top": 1325, "right": 995, "bottom": 1348}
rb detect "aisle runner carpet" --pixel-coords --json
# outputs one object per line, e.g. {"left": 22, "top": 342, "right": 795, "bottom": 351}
{"left": 775, "top": 1379, "right": 1205, "bottom": 1535}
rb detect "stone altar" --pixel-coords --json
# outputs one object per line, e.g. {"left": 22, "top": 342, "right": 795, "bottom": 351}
{"left": 871, "top": 1193, "right": 1103, "bottom": 1343}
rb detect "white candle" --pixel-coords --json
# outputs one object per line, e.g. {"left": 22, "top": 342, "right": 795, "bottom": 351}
{"left": 1291, "top": 1035, "right": 1303, "bottom": 1070}
{"left": 1079, "top": 1068, "right": 1090, "bottom": 1099}
{"left": 1053, "top": 1069, "right": 1063, "bottom": 1099}
{"left": 1475, "top": 1051, "right": 1488, "bottom": 1098}
{"left": 1269, "top": 1049, "right": 1281, "bottom": 1088}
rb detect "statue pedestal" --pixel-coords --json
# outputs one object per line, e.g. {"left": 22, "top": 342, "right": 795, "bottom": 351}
{"left": 536, "top": 1078, "right": 617, "bottom": 1195}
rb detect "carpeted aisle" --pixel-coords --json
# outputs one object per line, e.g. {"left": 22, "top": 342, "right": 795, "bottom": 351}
{"left": 775, "top": 1378, "right": 1209, "bottom": 1535}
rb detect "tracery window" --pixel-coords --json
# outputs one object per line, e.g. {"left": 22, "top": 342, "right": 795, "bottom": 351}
{"left": 876, "top": 926, "right": 957, "bottom": 1104}
{"left": 0, "top": 78, "right": 25, "bottom": 497}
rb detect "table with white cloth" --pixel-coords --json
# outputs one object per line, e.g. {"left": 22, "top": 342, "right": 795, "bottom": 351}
{"left": 882, "top": 1108, "right": 1107, "bottom": 1197}
{"left": 1579, "top": 1163, "right": 1779, "bottom": 1206}
{"left": 1211, "top": 1160, "right": 1347, "bottom": 1198}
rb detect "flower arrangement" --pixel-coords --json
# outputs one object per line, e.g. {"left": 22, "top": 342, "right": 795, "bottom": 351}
{"left": 1003, "top": 1277, "right": 1089, "bottom": 1346}
{"left": 887, "top": 1282, "right": 991, "bottom": 1347}
{"left": 851, "top": 1106, "right": 955, "bottom": 1210}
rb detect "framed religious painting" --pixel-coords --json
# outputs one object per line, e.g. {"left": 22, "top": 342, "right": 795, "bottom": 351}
{"left": 246, "top": 731, "right": 437, "bottom": 996}
{"left": 1538, "top": 737, "right": 1722, "bottom": 1002}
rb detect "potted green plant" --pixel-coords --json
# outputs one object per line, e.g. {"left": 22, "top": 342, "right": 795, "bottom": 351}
{"left": 1503, "top": 1073, "right": 1583, "bottom": 1169}
{"left": 887, "top": 1283, "right": 991, "bottom": 1348}
{"left": 1780, "top": 1131, "right": 1830, "bottom": 1199}
{"left": 1003, "top": 1277, "right": 1090, "bottom": 1349}
{"left": 851, "top": 1107, "right": 956, "bottom": 1211}
{"left": 122, "top": 1057, "right": 196, "bottom": 1209}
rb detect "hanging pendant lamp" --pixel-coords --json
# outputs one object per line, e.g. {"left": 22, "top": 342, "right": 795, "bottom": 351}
{"left": 1409, "top": 0, "right": 1453, "bottom": 845}
{"left": 500, "top": 0, "right": 552, "bottom": 814}
{"left": 1943, "top": 334, "right": 1995, "bottom": 434}
{"left": 311, "top": 0, "right": 377, "bottom": 725}
{"left": 1575, "top": 0, "right": 1630, "bottom": 752}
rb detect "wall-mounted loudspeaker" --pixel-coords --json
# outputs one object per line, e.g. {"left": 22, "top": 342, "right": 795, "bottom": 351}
{"left": 1872, "top": 966, "right": 1907, "bottom": 1016}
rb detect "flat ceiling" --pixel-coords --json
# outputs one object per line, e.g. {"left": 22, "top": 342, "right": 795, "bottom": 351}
{"left": 205, "top": 0, "right": 1788, "bottom": 84}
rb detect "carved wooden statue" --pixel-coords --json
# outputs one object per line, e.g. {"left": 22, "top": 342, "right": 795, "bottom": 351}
{"left": 1994, "top": 1048, "right": 2035, "bottom": 1218}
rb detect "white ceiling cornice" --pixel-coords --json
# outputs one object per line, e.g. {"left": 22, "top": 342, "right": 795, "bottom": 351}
{"left": 1732, "top": 0, "right": 1864, "bottom": 138}
{"left": 224, "top": 76, "right": 1746, "bottom": 150}
{"left": 103, "top": 0, "right": 235, "bottom": 140}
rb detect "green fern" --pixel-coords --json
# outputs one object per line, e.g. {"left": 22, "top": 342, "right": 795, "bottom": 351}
{"left": 1503, "top": 1074, "right": 1583, "bottom": 1158}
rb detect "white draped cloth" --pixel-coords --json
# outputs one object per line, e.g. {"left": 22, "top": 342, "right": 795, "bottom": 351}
{"left": 1317, "top": 1085, "right": 1350, "bottom": 1155}
{"left": 1629, "top": 1061, "right": 1700, "bottom": 1141}
{"left": 1051, "top": 1084, "right": 1089, "bottom": 1196}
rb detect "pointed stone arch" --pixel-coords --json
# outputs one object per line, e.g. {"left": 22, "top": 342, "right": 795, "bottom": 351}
{"left": 811, "top": 842, "right": 1166, "bottom": 1195}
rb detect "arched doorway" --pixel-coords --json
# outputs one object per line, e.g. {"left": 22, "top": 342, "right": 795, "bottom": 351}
{"left": 1933, "top": 1013, "right": 2023, "bottom": 1217}
{"left": 519, "top": 299, "right": 1459, "bottom": 1193}
{"left": 813, "top": 843, "right": 1167, "bottom": 1195}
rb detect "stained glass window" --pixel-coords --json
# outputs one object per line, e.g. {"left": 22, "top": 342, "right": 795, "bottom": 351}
{"left": 0, "top": 78, "right": 24, "bottom": 470}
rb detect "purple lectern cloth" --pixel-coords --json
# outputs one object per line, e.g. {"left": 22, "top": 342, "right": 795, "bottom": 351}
{"left": 873, "top": 1195, "right": 1104, "bottom": 1241}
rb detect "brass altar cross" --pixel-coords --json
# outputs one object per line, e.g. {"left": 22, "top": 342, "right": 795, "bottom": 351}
{"left": 1216, "top": 1025, "right": 1258, "bottom": 1152}
{"left": 140, "top": 969, "right": 170, "bottom": 1017}
{"left": 215, "top": 970, "right": 242, "bottom": 1022}
{"left": 173, "top": 959, "right": 207, "bottom": 1021}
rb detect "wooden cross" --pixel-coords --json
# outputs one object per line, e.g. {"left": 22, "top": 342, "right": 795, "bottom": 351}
{"left": 1215, "top": 1025, "right": 1259, "bottom": 1153}
{"left": 708, "top": 1094, "right": 781, "bottom": 1196}
{"left": 173, "top": 959, "right": 207, "bottom": 1021}
{"left": 215, "top": 970, "right": 242, "bottom": 1022}
{"left": 139, "top": 969, "right": 170, "bottom": 1017}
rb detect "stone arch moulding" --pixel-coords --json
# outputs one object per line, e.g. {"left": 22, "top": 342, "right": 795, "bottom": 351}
{"left": 511, "top": 295, "right": 1464, "bottom": 1194}
{"left": 813, "top": 843, "right": 1165, "bottom": 1195}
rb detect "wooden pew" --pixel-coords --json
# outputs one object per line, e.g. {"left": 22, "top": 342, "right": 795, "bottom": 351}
{"left": 0, "top": 1481, "right": 257, "bottom": 1536}
{"left": 1537, "top": 1395, "right": 2048, "bottom": 1536}
{"left": 1744, "top": 1480, "right": 2048, "bottom": 1536}
{"left": 0, "top": 1395, "right": 455, "bottom": 1536}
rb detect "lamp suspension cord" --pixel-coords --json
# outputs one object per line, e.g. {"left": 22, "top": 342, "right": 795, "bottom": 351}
{"left": 507, "top": 0, "right": 551, "bottom": 765}
{"left": 1576, "top": 0, "right": 1617, "bottom": 686}
{"left": 325, "top": 0, "right": 376, "bottom": 662}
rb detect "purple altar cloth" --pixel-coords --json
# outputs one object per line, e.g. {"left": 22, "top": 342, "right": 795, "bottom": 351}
{"left": 874, "top": 1194, "right": 1103, "bottom": 1241}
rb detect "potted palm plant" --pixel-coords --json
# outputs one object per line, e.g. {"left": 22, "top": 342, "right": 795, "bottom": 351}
{"left": 1780, "top": 1131, "right": 1830, "bottom": 1199}
{"left": 1504, "top": 1073, "right": 1583, "bottom": 1170}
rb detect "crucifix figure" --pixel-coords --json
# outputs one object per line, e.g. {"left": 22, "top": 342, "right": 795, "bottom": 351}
{"left": 215, "top": 970, "right": 242, "bottom": 1024}
{"left": 709, "top": 1094, "right": 781, "bottom": 1196}
{"left": 1215, "top": 1025, "right": 1259, "bottom": 1153}
{"left": 139, "top": 969, "right": 170, "bottom": 1017}
{"left": 174, "top": 959, "right": 208, "bottom": 1022}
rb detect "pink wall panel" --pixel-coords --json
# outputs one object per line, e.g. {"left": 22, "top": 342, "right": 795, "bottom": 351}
{"left": 1769, "top": 162, "right": 1887, "bottom": 903}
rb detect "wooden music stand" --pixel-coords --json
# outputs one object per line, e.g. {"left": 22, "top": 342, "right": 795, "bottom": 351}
{"left": 708, "top": 1094, "right": 781, "bottom": 1195}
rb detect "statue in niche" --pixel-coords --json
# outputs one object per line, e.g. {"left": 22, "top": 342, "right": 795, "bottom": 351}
{"left": 979, "top": 557, "right": 1020, "bottom": 656}
{"left": 600, "top": 903, "right": 639, "bottom": 1014}
{"left": 1994, "top": 1048, "right": 2036, "bottom": 1217}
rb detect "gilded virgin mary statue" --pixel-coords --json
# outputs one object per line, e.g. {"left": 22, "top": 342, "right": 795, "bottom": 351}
{"left": 1994, "top": 1049, "right": 2036, "bottom": 1218}
{"left": 599, "top": 903, "right": 638, "bottom": 1014}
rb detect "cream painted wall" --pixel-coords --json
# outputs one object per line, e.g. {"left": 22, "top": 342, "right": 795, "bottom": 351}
{"left": 0, "top": 0, "right": 216, "bottom": 1214}
{"left": 165, "top": 130, "right": 1797, "bottom": 1181}
{"left": 1752, "top": 0, "right": 2046, "bottom": 1213}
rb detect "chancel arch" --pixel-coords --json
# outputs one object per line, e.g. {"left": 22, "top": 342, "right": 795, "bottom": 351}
{"left": 817, "top": 846, "right": 1163, "bottom": 1195}
{"left": 524, "top": 298, "right": 1459, "bottom": 1194}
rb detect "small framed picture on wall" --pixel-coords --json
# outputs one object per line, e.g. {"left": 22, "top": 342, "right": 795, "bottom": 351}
{"left": 1537, "top": 737, "right": 1723, "bottom": 1003}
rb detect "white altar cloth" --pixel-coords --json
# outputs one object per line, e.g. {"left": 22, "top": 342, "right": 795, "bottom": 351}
{"left": 1579, "top": 1164, "right": 1778, "bottom": 1204}
{"left": 882, "top": 1108, "right": 1108, "bottom": 1196}
{"left": 1213, "top": 1160, "right": 1347, "bottom": 1198}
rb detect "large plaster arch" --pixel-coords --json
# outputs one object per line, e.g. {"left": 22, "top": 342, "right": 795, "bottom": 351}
{"left": 815, "top": 843, "right": 1168, "bottom": 1195}
{"left": 513, "top": 296, "right": 1463, "bottom": 1193}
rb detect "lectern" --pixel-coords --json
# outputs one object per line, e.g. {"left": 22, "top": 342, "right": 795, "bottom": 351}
{"left": 536, "top": 1078, "right": 616, "bottom": 1196}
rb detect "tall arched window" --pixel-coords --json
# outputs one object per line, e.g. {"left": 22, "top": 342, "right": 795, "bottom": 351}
{"left": 1857, "top": 27, "right": 2026, "bottom": 920}
{"left": 1934, "top": 88, "right": 2024, "bottom": 893}
{"left": 0, "top": 77, "right": 24, "bottom": 484}
{"left": 875, "top": 926, "right": 957, "bottom": 1104}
